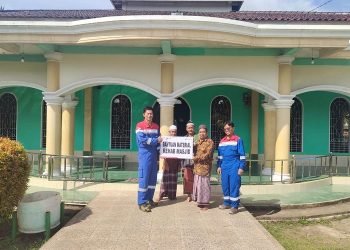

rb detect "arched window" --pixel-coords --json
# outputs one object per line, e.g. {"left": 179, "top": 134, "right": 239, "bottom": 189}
{"left": 290, "top": 97, "right": 303, "bottom": 152}
{"left": 111, "top": 95, "right": 131, "bottom": 149}
{"left": 42, "top": 100, "right": 47, "bottom": 148}
{"left": 211, "top": 96, "right": 231, "bottom": 149}
{"left": 330, "top": 98, "right": 350, "bottom": 153}
{"left": 0, "top": 93, "right": 17, "bottom": 140}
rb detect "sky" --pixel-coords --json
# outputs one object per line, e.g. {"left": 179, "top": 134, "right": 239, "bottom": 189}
{"left": 0, "top": 0, "right": 349, "bottom": 12}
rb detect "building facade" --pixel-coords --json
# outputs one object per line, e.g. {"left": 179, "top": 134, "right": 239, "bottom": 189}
{"left": 0, "top": 0, "right": 349, "bottom": 179}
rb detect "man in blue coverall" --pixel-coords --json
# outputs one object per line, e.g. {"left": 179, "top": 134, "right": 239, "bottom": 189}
{"left": 136, "top": 106, "right": 162, "bottom": 212}
{"left": 217, "top": 121, "right": 246, "bottom": 214}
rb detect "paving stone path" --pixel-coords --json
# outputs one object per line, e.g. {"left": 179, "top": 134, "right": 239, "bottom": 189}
{"left": 41, "top": 190, "right": 283, "bottom": 250}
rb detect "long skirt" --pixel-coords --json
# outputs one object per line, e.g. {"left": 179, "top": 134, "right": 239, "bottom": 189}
{"left": 159, "top": 169, "right": 178, "bottom": 200}
{"left": 192, "top": 174, "right": 210, "bottom": 206}
{"left": 183, "top": 167, "right": 194, "bottom": 195}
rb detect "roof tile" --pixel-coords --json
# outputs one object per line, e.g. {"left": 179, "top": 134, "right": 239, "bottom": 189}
{"left": 0, "top": 10, "right": 350, "bottom": 23}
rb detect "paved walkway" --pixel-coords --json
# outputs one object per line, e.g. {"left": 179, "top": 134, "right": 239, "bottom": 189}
{"left": 248, "top": 201, "right": 350, "bottom": 221}
{"left": 41, "top": 190, "right": 283, "bottom": 250}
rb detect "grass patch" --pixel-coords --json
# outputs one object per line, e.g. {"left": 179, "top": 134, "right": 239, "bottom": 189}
{"left": 260, "top": 217, "right": 350, "bottom": 250}
{"left": 0, "top": 205, "right": 83, "bottom": 250}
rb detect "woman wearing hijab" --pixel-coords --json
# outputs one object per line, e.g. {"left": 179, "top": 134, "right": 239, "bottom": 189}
{"left": 192, "top": 125, "right": 214, "bottom": 210}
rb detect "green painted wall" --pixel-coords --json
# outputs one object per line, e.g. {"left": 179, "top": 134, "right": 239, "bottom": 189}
{"left": 0, "top": 87, "right": 42, "bottom": 150}
{"left": 293, "top": 58, "right": 350, "bottom": 66}
{"left": 297, "top": 92, "right": 350, "bottom": 155}
{"left": 182, "top": 85, "right": 252, "bottom": 153}
{"left": 90, "top": 85, "right": 257, "bottom": 153}
{"left": 2, "top": 47, "right": 350, "bottom": 66}
{"left": 258, "top": 94, "right": 265, "bottom": 154}
{"left": 74, "top": 90, "right": 84, "bottom": 151}
{"left": 0, "top": 87, "right": 85, "bottom": 152}
{"left": 2, "top": 85, "right": 348, "bottom": 156}
{"left": 91, "top": 85, "right": 156, "bottom": 151}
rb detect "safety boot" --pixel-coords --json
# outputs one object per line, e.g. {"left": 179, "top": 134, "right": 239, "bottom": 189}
{"left": 139, "top": 203, "right": 152, "bottom": 212}
{"left": 229, "top": 208, "right": 239, "bottom": 214}
{"left": 147, "top": 200, "right": 158, "bottom": 208}
{"left": 218, "top": 204, "right": 230, "bottom": 209}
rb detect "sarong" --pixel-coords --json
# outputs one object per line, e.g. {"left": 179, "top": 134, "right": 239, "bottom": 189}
{"left": 192, "top": 174, "right": 210, "bottom": 205}
{"left": 159, "top": 171, "right": 178, "bottom": 200}
{"left": 183, "top": 167, "right": 194, "bottom": 195}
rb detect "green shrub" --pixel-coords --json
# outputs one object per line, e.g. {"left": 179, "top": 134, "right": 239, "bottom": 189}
{"left": 0, "top": 137, "right": 30, "bottom": 219}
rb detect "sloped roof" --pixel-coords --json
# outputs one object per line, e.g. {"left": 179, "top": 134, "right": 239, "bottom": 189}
{"left": 0, "top": 10, "right": 350, "bottom": 23}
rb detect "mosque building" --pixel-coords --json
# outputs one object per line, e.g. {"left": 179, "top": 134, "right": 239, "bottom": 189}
{"left": 0, "top": 0, "right": 349, "bottom": 180}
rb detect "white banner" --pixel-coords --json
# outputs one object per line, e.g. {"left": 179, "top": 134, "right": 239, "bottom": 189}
{"left": 160, "top": 136, "right": 193, "bottom": 159}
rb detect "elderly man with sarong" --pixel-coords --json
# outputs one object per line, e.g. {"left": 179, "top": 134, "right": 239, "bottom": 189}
{"left": 192, "top": 125, "right": 214, "bottom": 210}
{"left": 158, "top": 125, "right": 181, "bottom": 201}
{"left": 181, "top": 121, "right": 197, "bottom": 202}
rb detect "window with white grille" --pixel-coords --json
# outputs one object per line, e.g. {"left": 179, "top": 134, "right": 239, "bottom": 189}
{"left": 0, "top": 93, "right": 17, "bottom": 140}
{"left": 330, "top": 98, "right": 350, "bottom": 153}
{"left": 290, "top": 97, "right": 303, "bottom": 152}
{"left": 111, "top": 95, "right": 131, "bottom": 149}
{"left": 211, "top": 96, "right": 231, "bottom": 149}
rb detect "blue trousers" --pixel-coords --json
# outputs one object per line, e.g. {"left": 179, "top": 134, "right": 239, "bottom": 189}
{"left": 221, "top": 166, "right": 241, "bottom": 208}
{"left": 138, "top": 158, "right": 158, "bottom": 205}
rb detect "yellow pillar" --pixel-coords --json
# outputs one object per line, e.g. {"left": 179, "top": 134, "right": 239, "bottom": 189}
{"left": 262, "top": 99, "right": 276, "bottom": 174}
{"left": 43, "top": 52, "right": 63, "bottom": 175}
{"left": 161, "top": 63, "right": 174, "bottom": 94}
{"left": 61, "top": 96, "right": 78, "bottom": 157}
{"left": 157, "top": 98, "right": 176, "bottom": 182}
{"left": 250, "top": 91, "right": 259, "bottom": 157}
{"left": 159, "top": 98, "right": 175, "bottom": 136}
{"left": 158, "top": 54, "right": 176, "bottom": 136}
{"left": 44, "top": 97, "right": 63, "bottom": 156}
{"left": 83, "top": 88, "right": 93, "bottom": 155}
{"left": 274, "top": 56, "right": 295, "bottom": 181}
{"left": 46, "top": 54, "right": 61, "bottom": 92}
{"left": 158, "top": 54, "right": 176, "bottom": 176}
{"left": 278, "top": 65, "right": 292, "bottom": 95}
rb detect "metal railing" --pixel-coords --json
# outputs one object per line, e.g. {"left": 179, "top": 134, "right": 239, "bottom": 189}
{"left": 244, "top": 158, "right": 291, "bottom": 184}
{"left": 328, "top": 153, "right": 350, "bottom": 177}
{"left": 48, "top": 155, "right": 108, "bottom": 181}
{"left": 27, "top": 152, "right": 350, "bottom": 184}
{"left": 290, "top": 155, "right": 330, "bottom": 183}
{"left": 27, "top": 151, "right": 57, "bottom": 177}
{"left": 27, "top": 152, "right": 125, "bottom": 182}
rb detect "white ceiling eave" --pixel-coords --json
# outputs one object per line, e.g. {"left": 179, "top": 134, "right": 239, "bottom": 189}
{"left": 0, "top": 15, "right": 350, "bottom": 39}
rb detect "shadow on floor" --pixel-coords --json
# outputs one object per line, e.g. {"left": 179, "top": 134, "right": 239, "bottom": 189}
{"left": 241, "top": 197, "right": 282, "bottom": 217}
{"left": 64, "top": 206, "right": 92, "bottom": 227}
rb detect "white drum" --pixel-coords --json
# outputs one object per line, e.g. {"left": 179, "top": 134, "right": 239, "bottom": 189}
{"left": 17, "top": 191, "right": 61, "bottom": 233}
